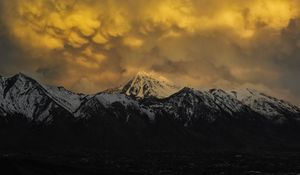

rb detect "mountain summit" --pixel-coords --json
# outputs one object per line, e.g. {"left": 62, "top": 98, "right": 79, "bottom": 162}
{"left": 120, "top": 72, "right": 181, "bottom": 99}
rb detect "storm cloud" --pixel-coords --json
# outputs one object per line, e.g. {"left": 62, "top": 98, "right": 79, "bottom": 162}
{"left": 0, "top": 0, "right": 300, "bottom": 105}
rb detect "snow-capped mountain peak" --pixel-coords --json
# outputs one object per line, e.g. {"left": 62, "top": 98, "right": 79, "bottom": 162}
{"left": 121, "top": 71, "right": 181, "bottom": 99}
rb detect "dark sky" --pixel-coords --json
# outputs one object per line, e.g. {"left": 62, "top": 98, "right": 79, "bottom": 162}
{"left": 0, "top": 0, "right": 300, "bottom": 105}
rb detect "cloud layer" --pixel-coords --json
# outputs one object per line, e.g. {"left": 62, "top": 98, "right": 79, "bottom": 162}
{"left": 1, "top": 0, "right": 300, "bottom": 105}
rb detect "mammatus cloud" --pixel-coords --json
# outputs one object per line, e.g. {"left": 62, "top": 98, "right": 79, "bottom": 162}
{"left": 0, "top": 0, "right": 300, "bottom": 105}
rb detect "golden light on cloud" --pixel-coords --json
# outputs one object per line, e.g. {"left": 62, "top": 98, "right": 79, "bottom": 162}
{"left": 1, "top": 0, "right": 300, "bottom": 105}
{"left": 5, "top": 0, "right": 298, "bottom": 52}
{"left": 249, "top": 0, "right": 297, "bottom": 29}
{"left": 123, "top": 36, "right": 144, "bottom": 48}
{"left": 92, "top": 33, "right": 108, "bottom": 44}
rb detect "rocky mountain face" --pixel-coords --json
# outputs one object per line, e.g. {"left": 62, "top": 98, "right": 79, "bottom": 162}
{"left": 1, "top": 72, "right": 300, "bottom": 150}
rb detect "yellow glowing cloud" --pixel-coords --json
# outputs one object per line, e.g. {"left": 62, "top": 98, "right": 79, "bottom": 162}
{"left": 6, "top": 0, "right": 299, "bottom": 53}
{"left": 2, "top": 0, "right": 300, "bottom": 105}
{"left": 68, "top": 32, "right": 88, "bottom": 48}
{"left": 12, "top": 23, "right": 64, "bottom": 50}
{"left": 92, "top": 32, "right": 108, "bottom": 44}
{"left": 75, "top": 56, "right": 99, "bottom": 69}
{"left": 249, "top": 0, "right": 297, "bottom": 29}
{"left": 101, "top": 12, "right": 131, "bottom": 37}
{"left": 142, "top": 0, "right": 198, "bottom": 32}
{"left": 65, "top": 9, "right": 100, "bottom": 36}
{"left": 123, "top": 36, "right": 144, "bottom": 48}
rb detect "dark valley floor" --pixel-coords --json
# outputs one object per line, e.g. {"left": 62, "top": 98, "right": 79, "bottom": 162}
{"left": 1, "top": 151, "right": 300, "bottom": 175}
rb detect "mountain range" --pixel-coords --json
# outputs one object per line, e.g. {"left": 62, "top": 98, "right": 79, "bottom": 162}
{"left": 1, "top": 72, "right": 300, "bottom": 151}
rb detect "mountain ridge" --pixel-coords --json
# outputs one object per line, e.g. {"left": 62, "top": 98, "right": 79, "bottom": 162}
{"left": 1, "top": 72, "right": 299, "bottom": 122}
{"left": 1, "top": 72, "right": 300, "bottom": 150}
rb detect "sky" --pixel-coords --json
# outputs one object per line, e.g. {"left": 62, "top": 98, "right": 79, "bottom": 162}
{"left": 0, "top": 0, "right": 300, "bottom": 105}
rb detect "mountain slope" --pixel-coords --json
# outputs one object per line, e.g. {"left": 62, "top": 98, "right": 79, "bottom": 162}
{"left": 43, "top": 85, "right": 91, "bottom": 114}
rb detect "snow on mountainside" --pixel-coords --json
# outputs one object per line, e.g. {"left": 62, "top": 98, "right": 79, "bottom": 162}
{"left": 209, "top": 89, "right": 249, "bottom": 114}
{"left": 0, "top": 73, "right": 70, "bottom": 122}
{"left": 120, "top": 72, "right": 181, "bottom": 99}
{"left": 229, "top": 89, "right": 300, "bottom": 121}
{"left": 76, "top": 92, "right": 155, "bottom": 120}
{"left": 43, "top": 85, "right": 91, "bottom": 113}
{"left": 158, "top": 88, "right": 223, "bottom": 123}
{"left": 145, "top": 87, "right": 259, "bottom": 126}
